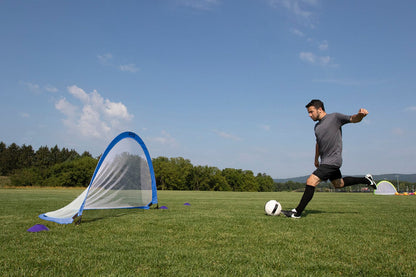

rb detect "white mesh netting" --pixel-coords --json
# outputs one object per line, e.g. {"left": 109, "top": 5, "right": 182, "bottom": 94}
{"left": 84, "top": 137, "right": 152, "bottom": 209}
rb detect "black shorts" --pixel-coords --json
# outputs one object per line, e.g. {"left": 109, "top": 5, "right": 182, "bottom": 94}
{"left": 313, "top": 164, "right": 342, "bottom": 182}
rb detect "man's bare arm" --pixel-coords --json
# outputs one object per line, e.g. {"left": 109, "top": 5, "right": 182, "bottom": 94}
{"left": 314, "top": 143, "right": 319, "bottom": 168}
{"left": 350, "top": 108, "right": 369, "bottom": 123}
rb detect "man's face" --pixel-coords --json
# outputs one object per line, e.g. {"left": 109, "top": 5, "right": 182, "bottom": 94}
{"left": 307, "top": 106, "right": 323, "bottom": 121}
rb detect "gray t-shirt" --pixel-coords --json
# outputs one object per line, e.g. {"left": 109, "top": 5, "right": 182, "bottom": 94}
{"left": 314, "top": 113, "right": 351, "bottom": 167}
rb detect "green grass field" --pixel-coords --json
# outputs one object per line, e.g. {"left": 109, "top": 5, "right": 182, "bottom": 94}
{"left": 1, "top": 188, "right": 415, "bottom": 276}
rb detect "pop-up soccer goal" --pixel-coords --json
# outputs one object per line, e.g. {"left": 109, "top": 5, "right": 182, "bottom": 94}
{"left": 374, "top": 180, "right": 397, "bottom": 195}
{"left": 39, "top": 131, "right": 158, "bottom": 224}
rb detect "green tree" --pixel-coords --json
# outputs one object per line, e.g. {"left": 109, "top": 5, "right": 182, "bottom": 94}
{"left": 60, "top": 148, "right": 81, "bottom": 162}
{"left": 3, "top": 143, "right": 20, "bottom": 175}
{"left": 222, "top": 168, "right": 246, "bottom": 191}
{"left": 209, "top": 169, "right": 230, "bottom": 191}
{"left": 44, "top": 156, "right": 97, "bottom": 187}
{"left": 35, "top": 146, "right": 52, "bottom": 167}
{"left": 256, "top": 173, "right": 274, "bottom": 192}
{"left": 153, "top": 157, "right": 193, "bottom": 190}
{"left": 10, "top": 167, "right": 42, "bottom": 186}
{"left": 81, "top": 151, "right": 92, "bottom": 158}
{"left": 167, "top": 157, "right": 193, "bottom": 190}
{"left": 242, "top": 170, "right": 259, "bottom": 192}
{"left": 188, "top": 166, "right": 230, "bottom": 191}
{"left": 18, "top": 144, "right": 35, "bottom": 169}
{"left": 152, "top": 156, "right": 173, "bottom": 190}
{"left": 188, "top": 165, "right": 210, "bottom": 190}
{"left": 50, "top": 145, "right": 61, "bottom": 165}
{"left": 0, "top": 142, "right": 7, "bottom": 175}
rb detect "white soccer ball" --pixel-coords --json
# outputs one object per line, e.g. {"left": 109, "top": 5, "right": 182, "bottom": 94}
{"left": 264, "top": 200, "right": 282, "bottom": 216}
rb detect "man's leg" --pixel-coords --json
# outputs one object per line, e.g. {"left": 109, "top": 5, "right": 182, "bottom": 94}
{"left": 331, "top": 178, "right": 344, "bottom": 188}
{"left": 295, "top": 174, "right": 320, "bottom": 215}
{"left": 332, "top": 175, "right": 377, "bottom": 189}
{"left": 282, "top": 174, "right": 320, "bottom": 218}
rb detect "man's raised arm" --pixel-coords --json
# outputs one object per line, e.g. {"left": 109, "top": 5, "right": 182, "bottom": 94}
{"left": 350, "top": 108, "right": 369, "bottom": 123}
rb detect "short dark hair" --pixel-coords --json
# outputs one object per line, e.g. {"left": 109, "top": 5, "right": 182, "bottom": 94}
{"left": 306, "top": 99, "right": 325, "bottom": 111}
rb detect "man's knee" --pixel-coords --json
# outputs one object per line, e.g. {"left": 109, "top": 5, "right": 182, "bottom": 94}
{"left": 331, "top": 178, "right": 344, "bottom": 188}
{"left": 306, "top": 174, "right": 321, "bottom": 187}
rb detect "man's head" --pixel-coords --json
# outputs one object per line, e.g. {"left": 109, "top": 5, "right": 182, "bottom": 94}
{"left": 306, "top": 99, "right": 326, "bottom": 121}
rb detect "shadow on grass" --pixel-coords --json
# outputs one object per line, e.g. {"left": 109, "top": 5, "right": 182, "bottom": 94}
{"left": 78, "top": 206, "right": 161, "bottom": 224}
{"left": 80, "top": 211, "right": 130, "bottom": 224}
{"left": 302, "top": 210, "right": 359, "bottom": 217}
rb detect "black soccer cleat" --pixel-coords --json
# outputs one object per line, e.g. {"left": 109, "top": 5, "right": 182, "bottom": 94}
{"left": 281, "top": 209, "right": 301, "bottom": 219}
{"left": 365, "top": 174, "right": 377, "bottom": 189}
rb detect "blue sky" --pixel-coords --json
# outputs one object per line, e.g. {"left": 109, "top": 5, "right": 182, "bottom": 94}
{"left": 1, "top": 0, "right": 415, "bottom": 178}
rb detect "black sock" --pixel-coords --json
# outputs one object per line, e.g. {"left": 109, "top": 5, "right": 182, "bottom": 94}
{"left": 295, "top": 185, "right": 315, "bottom": 215}
{"left": 343, "top": 176, "right": 369, "bottom": 187}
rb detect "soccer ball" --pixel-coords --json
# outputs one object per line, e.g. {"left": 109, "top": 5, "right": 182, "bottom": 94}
{"left": 264, "top": 200, "right": 282, "bottom": 216}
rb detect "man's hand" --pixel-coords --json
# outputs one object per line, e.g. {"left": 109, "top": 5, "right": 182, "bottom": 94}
{"left": 351, "top": 108, "right": 369, "bottom": 123}
{"left": 358, "top": 108, "right": 369, "bottom": 117}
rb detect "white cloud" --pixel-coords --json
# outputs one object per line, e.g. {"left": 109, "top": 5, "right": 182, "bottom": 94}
{"left": 299, "top": 51, "right": 335, "bottom": 67}
{"left": 27, "top": 82, "right": 40, "bottom": 91}
{"left": 153, "top": 130, "right": 177, "bottom": 146}
{"left": 299, "top": 52, "right": 316, "bottom": 63}
{"left": 104, "top": 100, "right": 132, "bottom": 119}
{"left": 23, "top": 82, "right": 59, "bottom": 94}
{"left": 44, "top": 84, "right": 58, "bottom": 93}
{"left": 291, "top": 28, "right": 305, "bottom": 37}
{"left": 78, "top": 104, "right": 111, "bottom": 138}
{"left": 213, "top": 130, "right": 241, "bottom": 141}
{"left": 290, "top": 29, "right": 329, "bottom": 52}
{"left": 319, "top": 55, "right": 331, "bottom": 65}
{"left": 291, "top": 1, "right": 313, "bottom": 19}
{"left": 97, "top": 53, "right": 113, "bottom": 65}
{"left": 56, "top": 85, "right": 133, "bottom": 139}
{"left": 68, "top": 85, "right": 90, "bottom": 103}
{"left": 269, "top": 0, "right": 319, "bottom": 27}
{"left": 275, "top": 1, "right": 333, "bottom": 66}
{"left": 318, "top": 40, "right": 328, "bottom": 50}
{"left": 303, "top": 0, "right": 318, "bottom": 4}
{"left": 119, "top": 63, "right": 139, "bottom": 73}
{"left": 98, "top": 53, "right": 139, "bottom": 73}
{"left": 55, "top": 97, "right": 78, "bottom": 117}
{"left": 23, "top": 82, "right": 41, "bottom": 93}
{"left": 177, "top": 0, "right": 220, "bottom": 10}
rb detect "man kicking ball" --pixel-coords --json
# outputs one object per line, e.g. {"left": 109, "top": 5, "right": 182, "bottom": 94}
{"left": 282, "top": 99, "right": 377, "bottom": 218}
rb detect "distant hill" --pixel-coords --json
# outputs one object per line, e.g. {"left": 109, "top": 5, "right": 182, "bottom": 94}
{"left": 275, "top": 175, "right": 310, "bottom": 183}
{"left": 275, "top": 173, "right": 416, "bottom": 183}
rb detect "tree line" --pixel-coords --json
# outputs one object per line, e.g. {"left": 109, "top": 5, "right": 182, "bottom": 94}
{"left": 0, "top": 142, "right": 97, "bottom": 187}
{"left": 0, "top": 142, "right": 275, "bottom": 191}
{"left": 4, "top": 142, "right": 411, "bottom": 192}
{"left": 152, "top": 157, "right": 274, "bottom": 191}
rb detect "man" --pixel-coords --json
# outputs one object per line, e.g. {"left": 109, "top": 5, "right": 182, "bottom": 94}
{"left": 282, "top": 99, "right": 377, "bottom": 218}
